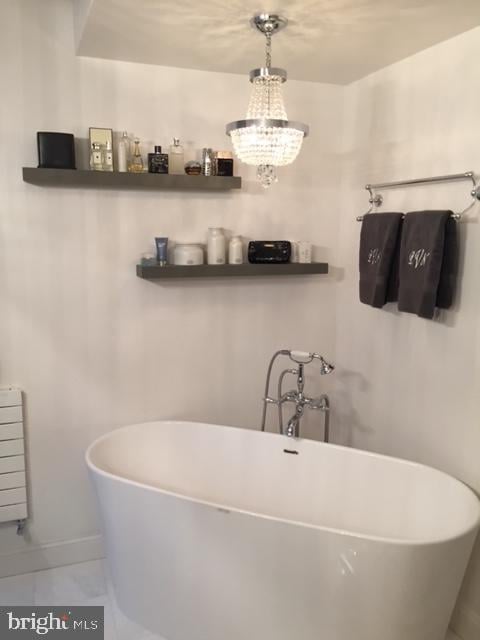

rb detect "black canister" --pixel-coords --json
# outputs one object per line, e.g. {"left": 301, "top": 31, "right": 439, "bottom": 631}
{"left": 216, "top": 151, "right": 234, "bottom": 177}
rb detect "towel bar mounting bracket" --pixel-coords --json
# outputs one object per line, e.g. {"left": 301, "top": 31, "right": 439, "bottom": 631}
{"left": 368, "top": 192, "right": 383, "bottom": 208}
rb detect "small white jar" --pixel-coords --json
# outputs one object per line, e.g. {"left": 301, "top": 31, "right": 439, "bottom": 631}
{"left": 290, "top": 242, "right": 299, "bottom": 263}
{"left": 228, "top": 236, "right": 243, "bottom": 264}
{"left": 298, "top": 241, "right": 312, "bottom": 263}
{"left": 207, "top": 228, "right": 226, "bottom": 265}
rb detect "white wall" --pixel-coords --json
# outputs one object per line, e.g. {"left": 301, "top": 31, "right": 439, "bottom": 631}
{"left": 2, "top": 1, "right": 480, "bottom": 638}
{"left": 0, "top": 0, "right": 342, "bottom": 571}
{"left": 334, "top": 26, "right": 480, "bottom": 639}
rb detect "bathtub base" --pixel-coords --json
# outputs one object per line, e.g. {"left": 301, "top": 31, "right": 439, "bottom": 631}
{"left": 100, "top": 477, "right": 474, "bottom": 640}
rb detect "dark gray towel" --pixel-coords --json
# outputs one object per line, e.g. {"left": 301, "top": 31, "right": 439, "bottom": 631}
{"left": 398, "top": 210, "right": 452, "bottom": 319}
{"left": 359, "top": 212, "right": 403, "bottom": 308}
{"left": 436, "top": 216, "right": 459, "bottom": 309}
{"left": 385, "top": 217, "right": 404, "bottom": 303}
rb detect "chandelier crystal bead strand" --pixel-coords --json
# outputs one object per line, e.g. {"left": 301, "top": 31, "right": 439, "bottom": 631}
{"left": 226, "top": 14, "right": 309, "bottom": 188}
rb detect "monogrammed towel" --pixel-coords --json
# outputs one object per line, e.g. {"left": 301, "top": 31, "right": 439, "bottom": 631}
{"left": 359, "top": 212, "right": 404, "bottom": 308}
{"left": 385, "top": 217, "right": 404, "bottom": 303}
{"left": 398, "top": 210, "right": 452, "bottom": 318}
{"left": 436, "top": 216, "right": 459, "bottom": 309}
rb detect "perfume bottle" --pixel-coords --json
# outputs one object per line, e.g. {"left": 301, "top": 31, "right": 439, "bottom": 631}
{"left": 202, "top": 148, "right": 215, "bottom": 176}
{"left": 117, "top": 131, "right": 129, "bottom": 172}
{"left": 169, "top": 138, "right": 184, "bottom": 175}
{"left": 185, "top": 161, "right": 202, "bottom": 176}
{"left": 148, "top": 145, "right": 169, "bottom": 174}
{"left": 90, "top": 142, "right": 103, "bottom": 171}
{"left": 128, "top": 138, "right": 144, "bottom": 173}
{"left": 102, "top": 140, "right": 113, "bottom": 172}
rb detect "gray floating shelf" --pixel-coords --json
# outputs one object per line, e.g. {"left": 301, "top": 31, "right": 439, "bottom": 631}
{"left": 136, "top": 262, "right": 329, "bottom": 279}
{"left": 22, "top": 167, "right": 241, "bottom": 191}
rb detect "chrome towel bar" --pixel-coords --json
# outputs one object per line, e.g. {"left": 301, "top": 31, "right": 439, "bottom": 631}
{"left": 357, "top": 171, "right": 480, "bottom": 221}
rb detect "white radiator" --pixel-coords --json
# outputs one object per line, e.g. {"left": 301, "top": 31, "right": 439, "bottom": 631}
{"left": 0, "top": 388, "right": 27, "bottom": 525}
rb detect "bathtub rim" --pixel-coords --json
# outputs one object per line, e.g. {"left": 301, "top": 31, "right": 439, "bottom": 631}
{"left": 86, "top": 419, "right": 480, "bottom": 548}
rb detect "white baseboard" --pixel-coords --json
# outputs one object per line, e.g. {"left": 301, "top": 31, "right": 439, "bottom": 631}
{"left": 0, "top": 535, "right": 104, "bottom": 578}
{"left": 450, "top": 603, "right": 480, "bottom": 640}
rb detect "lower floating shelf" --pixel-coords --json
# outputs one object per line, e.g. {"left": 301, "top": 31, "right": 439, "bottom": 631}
{"left": 136, "top": 262, "right": 329, "bottom": 279}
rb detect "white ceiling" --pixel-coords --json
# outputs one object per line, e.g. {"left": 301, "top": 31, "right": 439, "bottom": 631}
{"left": 74, "top": 0, "right": 480, "bottom": 84}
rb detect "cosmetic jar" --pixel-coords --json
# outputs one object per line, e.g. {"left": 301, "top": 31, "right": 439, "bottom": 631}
{"left": 173, "top": 244, "right": 204, "bottom": 266}
{"left": 298, "top": 241, "right": 312, "bottom": 263}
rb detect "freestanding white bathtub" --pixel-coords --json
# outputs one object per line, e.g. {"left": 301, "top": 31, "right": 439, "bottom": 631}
{"left": 86, "top": 421, "right": 480, "bottom": 640}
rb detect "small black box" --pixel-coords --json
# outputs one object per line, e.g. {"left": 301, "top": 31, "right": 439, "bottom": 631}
{"left": 248, "top": 241, "right": 291, "bottom": 264}
{"left": 37, "top": 132, "right": 76, "bottom": 169}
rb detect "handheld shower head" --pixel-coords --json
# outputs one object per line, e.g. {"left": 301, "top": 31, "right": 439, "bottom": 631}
{"left": 318, "top": 356, "right": 334, "bottom": 375}
{"left": 287, "top": 350, "right": 335, "bottom": 374}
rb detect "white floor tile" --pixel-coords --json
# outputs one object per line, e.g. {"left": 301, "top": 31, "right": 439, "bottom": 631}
{"left": 33, "top": 559, "right": 108, "bottom": 606}
{"left": 0, "top": 571, "right": 35, "bottom": 605}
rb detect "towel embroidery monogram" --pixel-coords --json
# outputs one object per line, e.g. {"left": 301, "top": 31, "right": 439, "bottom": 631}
{"left": 408, "top": 249, "right": 431, "bottom": 269}
{"left": 367, "top": 248, "right": 382, "bottom": 265}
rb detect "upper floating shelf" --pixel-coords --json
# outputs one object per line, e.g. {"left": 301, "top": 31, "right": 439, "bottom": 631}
{"left": 22, "top": 168, "right": 241, "bottom": 191}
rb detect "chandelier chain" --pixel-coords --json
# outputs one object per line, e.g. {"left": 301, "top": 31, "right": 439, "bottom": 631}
{"left": 265, "top": 32, "right": 272, "bottom": 68}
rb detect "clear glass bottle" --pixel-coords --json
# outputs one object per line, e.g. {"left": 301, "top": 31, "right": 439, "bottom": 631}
{"left": 207, "top": 228, "right": 226, "bottom": 265}
{"left": 90, "top": 142, "right": 103, "bottom": 171}
{"left": 202, "top": 148, "right": 215, "bottom": 176}
{"left": 228, "top": 236, "right": 243, "bottom": 264}
{"left": 117, "top": 131, "right": 129, "bottom": 172}
{"left": 169, "top": 138, "right": 184, "bottom": 175}
{"left": 128, "top": 138, "right": 144, "bottom": 173}
{"left": 102, "top": 140, "right": 113, "bottom": 172}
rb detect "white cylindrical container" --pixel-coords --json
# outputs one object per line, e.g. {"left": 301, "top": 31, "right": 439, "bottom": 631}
{"left": 290, "top": 242, "right": 299, "bottom": 263}
{"left": 207, "top": 228, "right": 226, "bottom": 265}
{"left": 298, "top": 241, "right": 312, "bottom": 263}
{"left": 173, "top": 244, "right": 204, "bottom": 266}
{"left": 228, "top": 236, "right": 243, "bottom": 264}
{"left": 117, "top": 131, "right": 129, "bottom": 172}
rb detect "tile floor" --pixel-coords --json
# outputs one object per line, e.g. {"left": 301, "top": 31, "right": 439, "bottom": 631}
{"left": 0, "top": 560, "right": 161, "bottom": 640}
{"left": 0, "top": 559, "right": 461, "bottom": 640}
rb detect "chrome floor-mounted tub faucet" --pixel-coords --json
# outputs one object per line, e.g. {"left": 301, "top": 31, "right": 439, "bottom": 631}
{"left": 260, "top": 350, "right": 334, "bottom": 440}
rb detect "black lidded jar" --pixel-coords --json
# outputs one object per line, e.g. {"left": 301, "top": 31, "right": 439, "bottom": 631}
{"left": 215, "top": 151, "right": 234, "bottom": 177}
{"left": 148, "top": 145, "right": 169, "bottom": 174}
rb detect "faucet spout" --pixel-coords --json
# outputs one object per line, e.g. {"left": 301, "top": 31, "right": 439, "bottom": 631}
{"left": 286, "top": 403, "right": 304, "bottom": 438}
{"left": 286, "top": 414, "right": 299, "bottom": 438}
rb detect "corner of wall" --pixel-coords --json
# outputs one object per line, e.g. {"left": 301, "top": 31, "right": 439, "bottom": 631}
{"left": 72, "top": 0, "right": 94, "bottom": 52}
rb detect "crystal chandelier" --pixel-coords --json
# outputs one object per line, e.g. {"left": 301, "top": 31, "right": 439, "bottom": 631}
{"left": 226, "top": 14, "right": 309, "bottom": 188}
